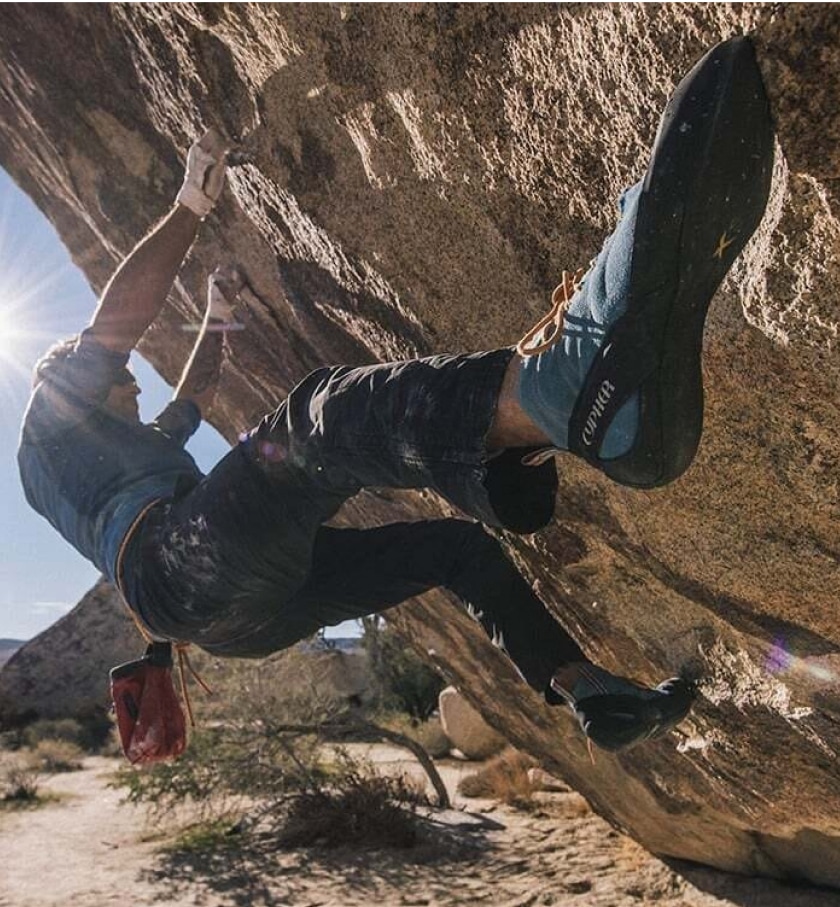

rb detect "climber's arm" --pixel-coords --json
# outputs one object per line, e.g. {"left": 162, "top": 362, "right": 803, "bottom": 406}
{"left": 174, "top": 267, "right": 243, "bottom": 415}
{"left": 86, "top": 129, "right": 228, "bottom": 355}
{"left": 173, "top": 312, "right": 226, "bottom": 416}
{"left": 87, "top": 206, "right": 202, "bottom": 354}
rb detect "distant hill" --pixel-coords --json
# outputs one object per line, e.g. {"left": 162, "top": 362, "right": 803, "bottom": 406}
{"left": 303, "top": 637, "right": 364, "bottom": 654}
{"left": 0, "top": 639, "right": 25, "bottom": 668}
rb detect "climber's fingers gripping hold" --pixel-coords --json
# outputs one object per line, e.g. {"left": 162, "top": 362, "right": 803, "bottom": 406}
{"left": 177, "top": 128, "right": 230, "bottom": 219}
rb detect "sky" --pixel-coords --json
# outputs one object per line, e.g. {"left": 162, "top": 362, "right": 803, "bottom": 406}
{"left": 0, "top": 168, "right": 358, "bottom": 642}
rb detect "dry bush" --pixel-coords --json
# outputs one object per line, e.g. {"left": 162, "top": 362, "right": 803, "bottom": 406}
{"left": 23, "top": 718, "right": 84, "bottom": 748}
{"left": 112, "top": 648, "right": 437, "bottom": 852}
{"left": 25, "top": 739, "right": 84, "bottom": 773}
{"left": 554, "top": 791, "right": 592, "bottom": 819}
{"left": 115, "top": 728, "right": 431, "bottom": 850}
{"left": 278, "top": 754, "right": 425, "bottom": 849}
{"left": 21, "top": 713, "right": 112, "bottom": 753}
{"left": 1, "top": 762, "right": 40, "bottom": 804}
{"left": 457, "top": 748, "right": 538, "bottom": 807}
{"left": 379, "top": 712, "right": 451, "bottom": 759}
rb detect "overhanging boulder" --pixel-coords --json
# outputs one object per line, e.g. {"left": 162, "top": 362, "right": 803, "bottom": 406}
{"left": 1, "top": 3, "right": 839, "bottom": 886}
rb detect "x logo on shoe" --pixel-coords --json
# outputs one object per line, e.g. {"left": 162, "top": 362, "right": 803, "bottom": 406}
{"left": 713, "top": 231, "right": 736, "bottom": 260}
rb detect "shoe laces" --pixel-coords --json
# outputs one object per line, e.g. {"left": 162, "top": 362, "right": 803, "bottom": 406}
{"left": 516, "top": 267, "right": 587, "bottom": 357}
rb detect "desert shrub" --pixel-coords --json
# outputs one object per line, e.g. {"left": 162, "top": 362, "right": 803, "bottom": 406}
{"left": 116, "top": 727, "right": 429, "bottom": 848}
{"left": 25, "top": 739, "right": 85, "bottom": 773}
{"left": 279, "top": 754, "right": 423, "bottom": 848}
{"left": 23, "top": 718, "right": 84, "bottom": 749}
{"left": 17, "top": 711, "right": 114, "bottom": 754}
{"left": 1, "top": 762, "right": 40, "bottom": 804}
{"left": 74, "top": 709, "right": 115, "bottom": 751}
{"left": 114, "top": 727, "right": 251, "bottom": 825}
{"left": 361, "top": 617, "right": 445, "bottom": 721}
{"left": 0, "top": 730, "right": 22, "bottom": 752}
{"left": 457, "top": 748, "right": 538, "bottom": 808}
{"left": 113, "top": 647, "right": 437, "bottom": 850}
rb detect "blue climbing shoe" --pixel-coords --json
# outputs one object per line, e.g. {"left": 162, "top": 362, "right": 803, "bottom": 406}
{"left": 568, "top": 36, "right": 775, "bottom": 487}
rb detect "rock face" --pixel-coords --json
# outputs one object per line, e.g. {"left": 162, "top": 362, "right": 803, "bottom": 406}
{"left": 285, "top": 646, "right": 373, "bottom": 706}
{"left": 0, "top": 581, "right": 139, "bottom": 723}
{"left": 439, "top": 686, "right": 505, "bottom": 760}
{"left": 1, "top": 3, "right": 839, "bottom": 886}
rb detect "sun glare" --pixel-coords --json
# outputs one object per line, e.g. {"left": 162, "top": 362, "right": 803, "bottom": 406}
{"left": 0, "top": 301, "right": 33, "bottom": 363}
{"left": 0, "top": 280, "right": 55, "bottom": 380}
{"left": 0, "top": 255, "right": 79, "bottom": 436}
{"left": 0, "top": 170, "right": 98, "bottom": 439}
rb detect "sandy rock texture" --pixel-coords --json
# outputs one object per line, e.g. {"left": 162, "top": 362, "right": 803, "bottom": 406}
{"left": 439, "top": 686, "right": 506, "bottom": 760}
{"left": 1, "top": 2, "right": 839, "bottom": 886}
{"left": 0, "top": 581, "right": 137, "bottom": 723}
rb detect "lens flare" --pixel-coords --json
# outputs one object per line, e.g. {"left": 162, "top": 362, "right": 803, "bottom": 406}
{"left": 765, "top": 635, "right": 840, "bottom": 686}
{"left": 766, "top": 636, "right": 792, "bottom": 674}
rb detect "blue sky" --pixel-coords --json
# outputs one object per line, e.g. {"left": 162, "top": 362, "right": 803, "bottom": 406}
{"left": 0, "top": 168, "right": 359, "bottom": 641}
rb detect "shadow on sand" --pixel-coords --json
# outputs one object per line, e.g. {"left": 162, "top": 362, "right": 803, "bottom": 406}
{"left": 140, "top": 811, "right": 503, "bottom": 907}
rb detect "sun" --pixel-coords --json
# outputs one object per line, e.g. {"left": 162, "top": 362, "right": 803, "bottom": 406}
{"left": 0, "top": 304, "right": 31, "bottom": 363}
{"left": 0, "top": 280, "right": 53, "bottom": 383}
{"left": 0, "top": 171, "right": 99, "bottom": 436}
{"left": 0, "top": 263, "right": 77, "bottom": 436}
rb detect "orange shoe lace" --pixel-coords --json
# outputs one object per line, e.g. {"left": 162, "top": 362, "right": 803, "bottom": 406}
{"left": 516, "top": 267, "right": 586, "bottom": 357}
{"left": 174, "top": 642, "right": 213, "bottom": 727}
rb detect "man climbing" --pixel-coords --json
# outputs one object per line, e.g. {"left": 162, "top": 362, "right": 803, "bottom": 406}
{"left": 18, "top": 37, "right": 774, "bottom": 753}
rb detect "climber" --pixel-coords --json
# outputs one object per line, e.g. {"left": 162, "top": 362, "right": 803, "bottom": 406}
{"left": 18, "top": 37, "right": 774, "bottom": 753}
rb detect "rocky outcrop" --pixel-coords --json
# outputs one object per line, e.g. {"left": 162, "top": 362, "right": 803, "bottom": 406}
{"left": 1, "top": 3, "right": 839, "bottom": 886}
{"left": 282, "top": 646, "right": 373, "bottom": 707}
{"left": 0, "top": 581, "right": 138, "bottom": 723}
{"left": 439, "top": 686, "right": 505, "bottom": 760}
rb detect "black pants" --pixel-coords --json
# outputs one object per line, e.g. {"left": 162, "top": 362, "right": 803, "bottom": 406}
{"left": 124, "top": 349, "right": 584, "bottom": 697}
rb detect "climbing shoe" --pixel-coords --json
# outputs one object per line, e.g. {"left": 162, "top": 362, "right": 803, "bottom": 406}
{"left": 549, "top": 662, "right": 696, "bottom": 752}
{"left": 567, "top": 36, "right": 775, "bottom": 487}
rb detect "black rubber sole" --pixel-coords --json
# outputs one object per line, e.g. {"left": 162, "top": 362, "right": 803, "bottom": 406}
{"left": 568, "top": 37, "right": 775, "bottom": 488}
{"left": 577, "top": 677, "right": 697, "bottom": 753}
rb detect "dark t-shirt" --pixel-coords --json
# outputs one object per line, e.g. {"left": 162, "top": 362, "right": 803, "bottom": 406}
{"left": 17, "top": 331, "right": 203, "bottom": 584}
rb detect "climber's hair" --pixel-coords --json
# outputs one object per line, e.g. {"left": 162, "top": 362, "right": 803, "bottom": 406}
{"left": 32, "top": 336, "right": 80, "bottom": 387}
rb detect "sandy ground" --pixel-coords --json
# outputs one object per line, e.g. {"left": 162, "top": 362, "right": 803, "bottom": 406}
{"left": 1, "top": 749, "right": 839, "bottom": 907}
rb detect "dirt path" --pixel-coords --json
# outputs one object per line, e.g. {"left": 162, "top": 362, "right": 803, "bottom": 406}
{"left": 1, "top": 752, "right": 838, "bottom": 907}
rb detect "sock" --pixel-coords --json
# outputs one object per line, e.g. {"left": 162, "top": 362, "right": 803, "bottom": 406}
{"left": 516, "top": 183, "right": 643, "bottom": 459}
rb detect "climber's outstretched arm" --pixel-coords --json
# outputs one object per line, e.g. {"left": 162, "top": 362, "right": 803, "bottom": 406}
{"left": 174, "top": 267, "right": 244, "bottom": 414}
{"left": 87, "top": 129, "right": 228, "bottom": 355}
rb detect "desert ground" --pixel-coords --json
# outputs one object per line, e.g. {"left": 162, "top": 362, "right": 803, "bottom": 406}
{"left": 1, "top": 745, "right": 838, "bottom": 907}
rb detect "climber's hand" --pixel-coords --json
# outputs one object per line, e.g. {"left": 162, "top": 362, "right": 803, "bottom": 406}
{"left": 176, "top": 128, "right": 229, "bottom": 219}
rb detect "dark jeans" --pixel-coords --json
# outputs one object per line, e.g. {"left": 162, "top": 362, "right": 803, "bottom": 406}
{"left": 123, "top": 349, "right": 584, "bottom": 695}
